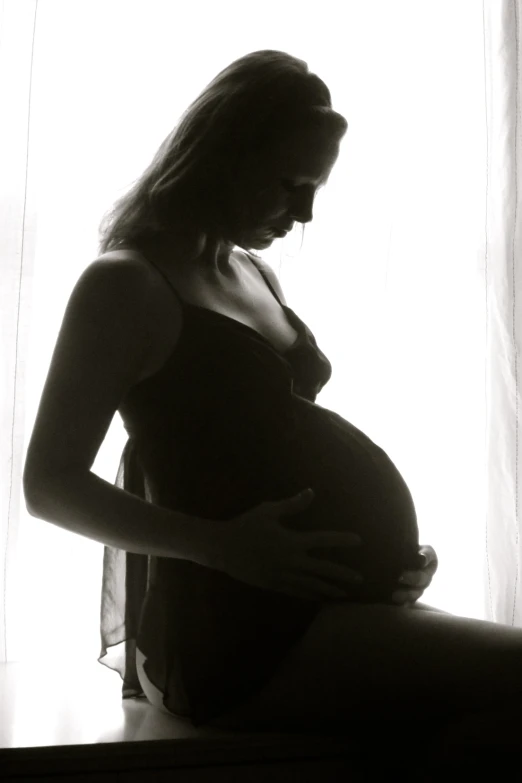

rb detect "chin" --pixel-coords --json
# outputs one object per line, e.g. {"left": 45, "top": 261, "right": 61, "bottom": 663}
{"left": 234, "top": 226, "right": 277, "bottom": 252}
{"left": 256, "top": 229, "right": 277, "bottom": 244}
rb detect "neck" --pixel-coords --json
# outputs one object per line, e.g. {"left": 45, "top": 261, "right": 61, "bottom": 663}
{"left": 136, "top": 233, "right": 239, "bottom": 282}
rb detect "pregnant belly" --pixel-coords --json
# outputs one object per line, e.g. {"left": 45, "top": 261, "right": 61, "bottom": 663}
{"left": 273, "top": 396, "right": 420, "bottom": 603}
{"left": 155, "top": 396, "right": 420, "bottom": 605}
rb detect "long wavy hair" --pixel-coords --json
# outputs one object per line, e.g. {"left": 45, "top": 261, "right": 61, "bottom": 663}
{"left": 97, "top": 50, "right": 348, "bottom": 262}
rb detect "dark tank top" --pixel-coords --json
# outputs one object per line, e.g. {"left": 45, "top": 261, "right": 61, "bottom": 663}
{"left": 98, "top": 247, "right": 420, "bottom": 726}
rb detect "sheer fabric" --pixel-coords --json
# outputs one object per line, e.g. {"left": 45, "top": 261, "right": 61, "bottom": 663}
{"left": 98, "top": 437, "right": 152, "bottom": 700}
{"left": 96, "top": 249, "right": 420, "bottom": 725}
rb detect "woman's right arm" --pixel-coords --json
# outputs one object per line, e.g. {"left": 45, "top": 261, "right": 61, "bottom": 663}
{"left": 22, "top": 257, "right": 220, "bottom": 568}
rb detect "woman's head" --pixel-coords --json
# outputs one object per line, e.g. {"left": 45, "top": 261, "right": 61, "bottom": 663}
{"left": 98, "top": 50, "right": 348, "bottom": 262}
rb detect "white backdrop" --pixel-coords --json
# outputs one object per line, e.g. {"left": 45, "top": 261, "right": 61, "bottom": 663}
{"left": 1, "top": 0, "right": 507, "bottom": 666}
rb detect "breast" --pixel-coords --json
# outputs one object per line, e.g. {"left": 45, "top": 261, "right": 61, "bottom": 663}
{"left": 243, "top": 299, "right": 299, "bottom": 353}
{"left": 139, "top": 259, "right": 300, "bottom": 383}
{"left": 170, "top": 261, "right": 299, "bottom": 354}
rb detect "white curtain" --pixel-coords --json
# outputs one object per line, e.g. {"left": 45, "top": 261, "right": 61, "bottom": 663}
{"left": 0, "top": 0, "right": 515, "bottom": 667}
{"left": 483, "top": 0, "right": 522, "bottom": 626}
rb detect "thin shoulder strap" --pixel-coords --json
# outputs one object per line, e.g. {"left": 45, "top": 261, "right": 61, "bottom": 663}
{"left": 105, "top": 246, "right": 283, "bottom": 309}
{"left": 245, "top": 252, "right": 284, "bottom": 307}
{"left": 109, "top": 247, "right": 185, "bottom": 307}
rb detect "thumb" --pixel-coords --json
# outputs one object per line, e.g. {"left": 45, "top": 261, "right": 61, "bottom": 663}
{"left": 275, "top": 489, "right": 315, "bottom": 523}
{"left": 293, "top": 488, "right": 315, "bottom": 503}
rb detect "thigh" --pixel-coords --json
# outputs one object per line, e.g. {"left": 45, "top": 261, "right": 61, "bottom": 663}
{"left": 207, "top": 601, "right": 522, "bottom": 732}
{"left": 410, "top": 600, "right": 452, "bottom": 613}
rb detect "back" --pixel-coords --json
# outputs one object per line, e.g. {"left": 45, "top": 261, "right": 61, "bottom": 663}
{"left": 23, "top": 255, "right": 182, "bottom": 502}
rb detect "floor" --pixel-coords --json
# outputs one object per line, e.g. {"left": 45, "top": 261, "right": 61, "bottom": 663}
{"left": 0, "top": 654, "right": 243, "bottom": 749}
{"left": 3, "top": 656, "right": 522, "bottom": 782}
{"left": 0, "top": 656, "right": 377, "bottom": 781}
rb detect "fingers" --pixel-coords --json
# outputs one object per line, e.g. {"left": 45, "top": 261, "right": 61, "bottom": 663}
{"left": 279, "top": 575, "right": 349, "bottom": 601}
{"left": 294, "top": 488, "right": 314, "bottom": 501}
{"left": 308, "top": 530, "right": 363, "bottom": 547}
{"left": 419, "top": 544, "right": 438, "bottom": 570}
{"left": 392, "top": 588, "right": 424, "bottom": 605}
{"left": 300, "top": 556, "right": 363, "bottom": 586}
{"left": 278, "top": 489, "right": 314, "bottom": 509}
{"left": 399, "top": 570, "right": 432, "bottom": 588}
{"left": 277, "top": 489, "right": 315, "bottom": 516}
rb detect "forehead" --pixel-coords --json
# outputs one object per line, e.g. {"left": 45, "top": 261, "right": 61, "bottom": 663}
{"left": 266, "top": 127, "right": 340, "bottom": 185}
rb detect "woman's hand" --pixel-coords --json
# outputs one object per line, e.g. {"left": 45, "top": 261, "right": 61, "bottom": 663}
{"left": 391, "top": 545, "right": 438, "bottom": 607}
{"left": 213, "top": 489, "right": 364, "bottom": 601}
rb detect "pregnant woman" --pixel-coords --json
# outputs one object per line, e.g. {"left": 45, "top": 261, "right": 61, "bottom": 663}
{"left": 22, "top": 50, "right": 522, "bottom": 742}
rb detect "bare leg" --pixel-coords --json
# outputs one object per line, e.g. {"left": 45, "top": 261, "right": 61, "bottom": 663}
{"left": 207, "top": 601, "right": 522, "bottom": 748}
{"left": 409, "top": 600, "right": 452, "bottom": 613}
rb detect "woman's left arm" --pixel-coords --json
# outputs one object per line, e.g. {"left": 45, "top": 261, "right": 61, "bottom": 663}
{"left": 391, "top": 545, "right": 439, "bottom": 606}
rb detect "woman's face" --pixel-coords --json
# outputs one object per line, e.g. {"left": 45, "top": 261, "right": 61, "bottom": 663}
{"left": 228, "top": 127, "right": 340, "bottom": 250}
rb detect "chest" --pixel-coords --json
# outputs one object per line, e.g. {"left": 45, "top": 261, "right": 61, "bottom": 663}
{"left": 141, "top": 255, "right": 299, "bottom": 383}
{"left": 184, "top": 271, "right": 299, "bottom": 348}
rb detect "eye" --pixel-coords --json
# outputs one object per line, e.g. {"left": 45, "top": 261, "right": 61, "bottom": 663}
{"left": 282, "top": 180, "right": 320, "bottom": 195}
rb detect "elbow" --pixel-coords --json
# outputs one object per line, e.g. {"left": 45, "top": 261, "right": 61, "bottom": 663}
{"left": 22, "top": 460, "right": 58, "bottom": 517}
{"left": 22, "top": 470, "right": 47, "bottom": 517}
{"left": 23, "top": 463, "right": 90, "bottom": 519}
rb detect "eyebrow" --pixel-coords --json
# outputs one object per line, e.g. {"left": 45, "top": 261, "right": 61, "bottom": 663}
{"left": 291, "top": 176, "right": 328, "bottom": 187}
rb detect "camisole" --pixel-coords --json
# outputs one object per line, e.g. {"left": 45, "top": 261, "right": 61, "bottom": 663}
{"left": 98, "top": 247, "right": 419, "bottom": 726}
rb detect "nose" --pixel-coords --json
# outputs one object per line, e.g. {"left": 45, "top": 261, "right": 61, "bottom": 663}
{"left": 288, "top": 189, "right": 315, "bottom": 225}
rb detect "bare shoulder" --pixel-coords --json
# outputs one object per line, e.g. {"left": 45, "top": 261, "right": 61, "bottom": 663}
{"left": 23, "top": 252, "right": 182, "bottom": 490}
{"left": 90, "top": 249, "right": 165, "bottom": 298}
{"left": 72, "top": 252, "right": 181, "bottom": 389}
{"left": 92, "top": 250, "right": 182, "bottom": 361}
{"left": 246, "top": 253, "right": 287, "bottom": 306}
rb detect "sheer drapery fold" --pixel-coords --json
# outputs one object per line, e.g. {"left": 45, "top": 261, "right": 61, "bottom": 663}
{"left": 98, "top": 436, "right": 151, "bottom": 698}
{"left": 1, "top": 0, "right": 39, "bottom": 663}
{"left": 482, "top": 0, "right": 522, "bottom": 625}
